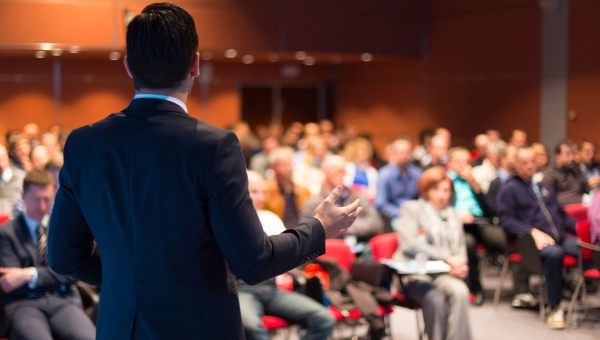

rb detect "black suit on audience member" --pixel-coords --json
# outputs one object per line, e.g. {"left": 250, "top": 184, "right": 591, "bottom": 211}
{"left": 47, "top": 98, "right": 325, "bottom": 340}
{"left": 0, "top": 215, "right": 95, "bottom": 340}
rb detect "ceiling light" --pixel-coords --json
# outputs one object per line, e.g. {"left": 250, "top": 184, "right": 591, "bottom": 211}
{"left": 51, "top": 48, "right": 63, "bottom": 57}
{"left": 303, "top": 56, "right": 315, "bottom": 66}
{"left": 224, "top": 49, "right": 238, "bottom": 58}
{"left": 109, "top": 52, "right": 121, "bottom": 60}
{"left": 69, "top": 46, "right": 80, "bottom": 54}
{"left": 40, "top": 43, "right": 52, "bottom": 51}
{"left": 202, "top": 51, "right": 212, "bottom": 60}
{"left": 360, "top": 53, "right": 373, "bottom": 62}
{"left": 268, "top": 53, "right": 279, "bottom": 62}
{"left": 242, "top": 55, "right": 255, "bottom": 64}
{"left": 295, "top": 51, "right": 307, "bottom": 60}
{"left": 35, "top": 51, "right": 46, "bottom": 59}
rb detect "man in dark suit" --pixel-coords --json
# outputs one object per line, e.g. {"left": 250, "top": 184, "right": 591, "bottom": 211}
{"left": 47, "top": 3, "right": 361, "bottom": 340}
{"left": 0, "top": 170, "right": 95, "bottom": 339}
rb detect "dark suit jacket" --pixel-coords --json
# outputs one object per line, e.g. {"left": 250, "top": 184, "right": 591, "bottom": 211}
{"left": 47, "top": 98, "right": 325, "bottom": 340}
{"left": 0, "top": 216, "right": 79, "bottom": 336}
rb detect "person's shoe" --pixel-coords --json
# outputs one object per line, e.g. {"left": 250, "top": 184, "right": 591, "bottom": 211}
{"left": 471, "top": 292, "right": 484, "bottom": 306}
{"left": 547, "top": 308, "right": 565, "bottom": 330}
{"left": 511, "top": 293, "right": 539, "bottom": 309}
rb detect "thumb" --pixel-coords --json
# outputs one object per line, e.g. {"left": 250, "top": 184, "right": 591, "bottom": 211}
{"left": 324, "top": 185, "right": 343, "bottom": 205}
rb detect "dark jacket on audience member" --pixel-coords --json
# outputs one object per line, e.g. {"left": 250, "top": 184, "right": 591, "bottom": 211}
{"left": 46, "top": 99, "right": 325, "bottom": 340}
{"left": 497, "top": 176, "right": 576, "bottom": 241}
{"left": 486, "top": 177, "right": 502, "bottom": 217}
{"left": 542, "top": 165, "right": 589, "bottom": 206}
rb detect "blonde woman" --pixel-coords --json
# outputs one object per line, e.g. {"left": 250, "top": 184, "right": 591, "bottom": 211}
{"left": 343, "top": 137, "right": 378, "bottom": 200}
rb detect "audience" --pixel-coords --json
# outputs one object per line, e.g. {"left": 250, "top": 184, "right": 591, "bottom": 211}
{"left": 471, "top": 134, "right": 490, "bottom": 167}
{"left": 249, "top": 137, "right": 279, "bottom": 178}
{"left": 293, "top": 135, "right": 328, "bottom": 196}
{"left": 509, "top": 129, "right": 528, "bottom": 148}
{"left": 375, "top": 138, "right": 423, "bottom": 221}
{"left": 343, "top": 137, "right": 378, "bottom": 200}
{"left": 22, "top": 123, "right": 40, "bottom": 148}
{"left": 497, "top": 147, "right": 578, "bottom": 329}
{"left": 578, "top": 140, "right": 600, "bottom": 191}
{"left": 472, "top": 141, "right": 503, "bottom": 194}
{"left": 40, "top": 132, "right": 62, "bottom": 159}
{"left": 418, "top": 134, "right": 450, "bottom": 170}
{"left": 412, "top": 129, "right": 435, "bottom": 165}
{"left": 0, "top": 145, "right": 25, "bottom": 215}
{"left": 542, "top": 139, "right": 589, "bottom": 206}
{"left": 30, "top": 145, "right": 50, "bottom": 171}
{"left": 7, "top": 133, "right": 32, "bottom": 172}
{"left": 446, "top": 147, "right": 506, "bottom": 305}
{"left": 301, "top": 155, "right": 383, "bottom": 243}
{"left": 485, "top": 145, "right": 517, "bottom": 215}
{"left": 0, "top": 170, "right": 96, "bottom": 339}
{"left": 394, "top": 166, "right": 472, "bottom": 340}
{"left": 263, "top": 147, "right": 312, "bottom": 229}
{"left": 532, "top": 142, "right": 549, "bottom": 176}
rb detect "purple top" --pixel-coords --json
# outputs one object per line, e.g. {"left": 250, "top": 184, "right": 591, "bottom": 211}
{"left": 589, "top": 191, "right": 600, "bottom": 246}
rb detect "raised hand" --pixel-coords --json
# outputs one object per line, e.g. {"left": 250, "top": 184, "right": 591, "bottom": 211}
{"left": 313, "top": 186, "right": 363, "bottom": 239}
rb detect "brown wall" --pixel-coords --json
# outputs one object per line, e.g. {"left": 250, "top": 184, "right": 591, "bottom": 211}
{"left": 568, "top": 0, "right": 600, "bottom": 147}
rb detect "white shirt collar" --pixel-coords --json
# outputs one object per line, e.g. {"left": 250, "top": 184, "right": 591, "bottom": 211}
{"left": 1, "top": 167, "right": 12, "bottom": 183}
{"left": 133, "top": 94, "right": 188, "bottom": 113}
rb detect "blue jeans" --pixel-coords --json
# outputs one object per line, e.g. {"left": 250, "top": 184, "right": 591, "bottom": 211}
{"left": 540, "top": 235, "right": 578, "bottom": 309}
{"left": 238, "top": 280, "right": 335, "bottom": 340}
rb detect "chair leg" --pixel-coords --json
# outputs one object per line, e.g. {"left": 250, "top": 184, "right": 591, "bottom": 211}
{"left": 538, "top": 280, "right": 546, "bottom": 322}
{"left": 582, "top": 279, "right": 589, "bottom": 318}
{"left": 566, "top": 277, "right": 583, "bottom": 330}
{"left": 415, "top": 309, "right": 423, "bottom": 340}
{"left": 494, "top": 259, "right": 510, "bottom": 308}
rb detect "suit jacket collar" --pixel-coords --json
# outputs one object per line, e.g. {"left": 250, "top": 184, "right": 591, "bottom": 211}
{"left": 121, "top": 98, "right": 188, "bottom": 118}
{"left": 14, "top": 214, "right": 38, "bottom": 266}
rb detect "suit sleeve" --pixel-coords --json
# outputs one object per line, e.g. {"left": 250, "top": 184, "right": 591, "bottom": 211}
{"left": 207, "top": 131, "right": 325, "bottom": 285}
{"left": 47, "top": 135, "right": 102, "bottom": 286}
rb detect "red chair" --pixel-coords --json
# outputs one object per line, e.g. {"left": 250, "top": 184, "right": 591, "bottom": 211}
{"left": 566, "top": 221, "right": 600, "bottom": 328}
{"left": 0, "top": 213, "right": 10, "bottom": 225}
{"left": 321, "top": 239, "right": 394, "bottom": 338}
{"left": 262, "top": 315, "right": 293, "bottom": 338}
{"left": 564, "top": 204, "right": 589, "bottom": 222}
{"left": 370, "top": 233, "right": 424, "bottom": 339}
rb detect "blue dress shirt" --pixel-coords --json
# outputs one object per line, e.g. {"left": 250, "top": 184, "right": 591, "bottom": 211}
{"left": 375, "top": 163, "right": 423, "bottom": 218}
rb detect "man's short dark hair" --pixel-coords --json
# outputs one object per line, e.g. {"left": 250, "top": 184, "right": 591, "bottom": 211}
{"left": 126, "top": 3, "right": 199, "bottom": 90}
{"left": 579, "top": 139, "right": 596, "bottom": 150}
{"left": 554, "top": 139, "right": 574, "bottom": 156}
{"left": 23, "top": 170, "right": 55, "bottom": 193}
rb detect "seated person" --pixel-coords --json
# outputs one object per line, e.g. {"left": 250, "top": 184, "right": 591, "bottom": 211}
{"left": 470, "top": 134, "right": 489, "bottom": 167}
{"left": 0, "top": 170, "right": 95, "bottom": 339}
{"left": 542, "top": 139, "right": 589, "bottom": 206}
{"left": 578, "top": 140, "right": 600, "bottom": 191}
{"left": 249, "top": 137, "right": 279, "bottom": 178}
{"left": 264, "top": 147, "right": 312, "bottom": 229}
{"left": 0, "top": 145, "right": 25, "bottom": 215}
{"left": 446, "top": 147, "right": 507, "bottom": 305}
{"left": 497, "top": 147, "right": 578, "bottom": 329}
{"left": 473, "top": 140, "right": 503, "bottom": 194}
{"left": 486, "top": 145, "right": 517, "bottom": 216}
{"left": 302, "top": 155, "right": 383, "bottom": 243}
{"left": 375, "top": 138, "right": 423, "bottom": 220}
{"left": 393, "top": 166, "right": 472, "bottom": 340}
{"left": 418, "top": 135, "right": 449, "bottom": 170}
{"left": 343, "top": 137, "right": 379, "bottom": 200}
{"left": 238, "top": 171, "right": 335, "bottom": 340}
{"left": 293, "top": 135, "right": 328, "bottom": 196}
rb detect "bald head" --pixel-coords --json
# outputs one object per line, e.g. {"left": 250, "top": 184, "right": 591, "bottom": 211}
{"left": 474, "top": 134, "right": 489, "bottom": 158}
{"left": 247, "top": 170, "right": 266, "bottom": 210}
{"left": 515, "top": 147, "right": 537, "bottom": 180}
{"left": 392, "top": 139, "right": 413, "bottom": 167}
{"left": 321, "top": 155, "right": 347, "bottom": 191}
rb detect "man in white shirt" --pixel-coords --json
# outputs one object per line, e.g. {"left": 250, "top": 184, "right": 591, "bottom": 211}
{"left": 238, "top": 171, "right": 335, "bottom": 340}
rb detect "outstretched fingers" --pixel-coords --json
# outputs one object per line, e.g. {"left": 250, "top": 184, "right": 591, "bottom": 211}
{"left": 324, "top": 185, "right": 343, "bottom": 205}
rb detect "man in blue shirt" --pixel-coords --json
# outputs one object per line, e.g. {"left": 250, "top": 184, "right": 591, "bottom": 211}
{"left": 375, "top": 138, "right": 423, "bottom": 222}
{"left": 447, "top": 147, "right": 506, "bottom": 305}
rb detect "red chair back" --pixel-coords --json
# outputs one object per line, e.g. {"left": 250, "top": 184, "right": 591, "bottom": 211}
{"left": 320, "top": 239, "right": 356, "bottom": 272}
{"left": 565, "top": 204, "right": 589, "bottom": 222}
{"left": 577, "top": 220, "right": 593, "bottom": 262}
{"left": 370, "top": 233, "right": 398, "bottom": 261}
{"left": 0, "top": 213, "right": 10, "bottom": 225}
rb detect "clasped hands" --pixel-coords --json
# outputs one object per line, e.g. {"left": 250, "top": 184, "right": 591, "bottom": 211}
{"left": 0, "top": 267, "right": 31, "bottom": 293}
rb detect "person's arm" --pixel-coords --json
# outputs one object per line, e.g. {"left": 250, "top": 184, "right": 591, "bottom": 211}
{"left": 496, "top": 186, "right": 533, "bottom": 236}
{"left": 486, "top": 178, "right": 500, "bottom": 217}
{"left": 397, "top": 202, "right": 452, "bottom": 261}
{"left": 374, "top": 169, "right": 399, "bottom": 218}
{"left": 47, "top": 133, "right": 102, "bottom": 286}
{"left": 207, "top": 132, "right": 351, "bottom": 285}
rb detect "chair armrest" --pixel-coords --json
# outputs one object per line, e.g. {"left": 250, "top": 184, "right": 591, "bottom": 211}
{"left": 577, "top": 240, "right": 600, "bottom": 252}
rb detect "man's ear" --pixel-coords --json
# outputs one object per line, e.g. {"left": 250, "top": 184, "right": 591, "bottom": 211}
{"left": 123, "top": 56, "right": 134, "bottom": 79}
{"left": 190, "top": 52, "right": 200, "bottom": 78}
